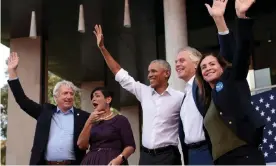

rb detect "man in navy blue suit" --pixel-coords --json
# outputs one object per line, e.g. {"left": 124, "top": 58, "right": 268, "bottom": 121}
{"left": 7, "top": 52, "right": 90, "bottom": 165}
{"left": 175, "top": 0, "right": 235, "bottom": 164}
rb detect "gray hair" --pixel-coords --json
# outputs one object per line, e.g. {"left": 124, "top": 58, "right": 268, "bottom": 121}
{"left": 150, "top": 59, "right": 171, "bottom": 72}
{"left": 150, "top": 59, "right": 171, "bottom": 78}
{"left": 53, "top": 80, "right": 78, "bottom": 97}
{"left": 178, "top": 46, "right": 202, "bottom": 63}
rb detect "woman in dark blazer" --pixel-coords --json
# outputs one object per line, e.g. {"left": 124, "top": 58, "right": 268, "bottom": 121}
{"left": 195, "top": 0, "right": 265, "bottom": 164}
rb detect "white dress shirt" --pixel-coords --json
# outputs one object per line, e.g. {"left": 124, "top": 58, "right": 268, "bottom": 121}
{"left": 115, "top": 68, "right": 184, "bottom": 149}
{"left": 180, "top": 76, "right": 206, "bottom": 144}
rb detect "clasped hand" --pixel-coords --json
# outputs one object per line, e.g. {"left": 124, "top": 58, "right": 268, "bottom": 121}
{"left": 88, "top": 110, "right": 105, "bottom": 124}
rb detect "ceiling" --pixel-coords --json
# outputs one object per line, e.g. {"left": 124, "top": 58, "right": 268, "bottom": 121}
{"left": 1, "top": 0, "right": 276, "bottom": 84}
{"left": 2, "top": 0, "right": 276, "bottom": 107}
{"left": 2, "top": 0, "right": 276, "bottom": 42}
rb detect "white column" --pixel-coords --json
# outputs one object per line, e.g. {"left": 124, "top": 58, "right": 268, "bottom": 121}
{"left": 163, "top": 0, "right": 187, "bottom": 91}
{"left": 7, "top": 37, "right": 42, "bottom": 164}
{"left": 163, "top": 1, "right": 187, "bottom": 164}
{"left": 80, "top": 81, "right": 104, "bottom": 113}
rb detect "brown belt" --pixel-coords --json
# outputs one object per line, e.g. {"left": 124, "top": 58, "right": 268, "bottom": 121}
{"left": 47, "top": 160, "right": 72, "bottom": 165}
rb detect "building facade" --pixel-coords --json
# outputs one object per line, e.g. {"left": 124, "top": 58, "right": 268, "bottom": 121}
{"left": 2, "top": 0, "right": 275, "bottom": 164}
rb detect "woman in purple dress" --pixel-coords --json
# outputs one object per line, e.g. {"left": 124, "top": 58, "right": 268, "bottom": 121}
{"left": 77, "top": 87, "right": 136, "bottom": 165}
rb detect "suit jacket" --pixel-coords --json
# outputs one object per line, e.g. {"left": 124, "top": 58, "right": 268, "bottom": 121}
{"left": 178, "top": 18, "right": 264, "bottom": 165}
{"left": 8, "top": 79, "right": 90, "bottom": 165}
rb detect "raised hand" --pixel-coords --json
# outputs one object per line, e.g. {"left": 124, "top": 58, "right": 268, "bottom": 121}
{"left": 8, "top": 52, "right": 19, "bottom": 71}
{"left": 205, "top": 0, "right": 228, "bottom": 18}
{"left": 93, "top": 24, "right": 104, "bottom": 48}
{"left": 235, "top": 0, "right": 255, "bottom": 18}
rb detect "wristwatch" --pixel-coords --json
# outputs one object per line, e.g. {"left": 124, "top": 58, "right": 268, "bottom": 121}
{"left": 119, "top": 154, "right": 126, "bottom": 163}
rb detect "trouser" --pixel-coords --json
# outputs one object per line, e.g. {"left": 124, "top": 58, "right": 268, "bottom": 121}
{"left": 139, "top": 145, "right": 181, "bottom": 165}
{"left": 214, "top": 145, "right": 265, "bottom": 165}
{"left": 187, "top": 141, "right": 213, "bottom": 165}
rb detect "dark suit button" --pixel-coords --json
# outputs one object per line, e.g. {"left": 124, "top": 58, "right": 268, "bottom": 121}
{"left": 229, "top": 121, "right": 232, "bottom": 124}
{"left": 220, "top": 112, "right": 223, "bottom": 115}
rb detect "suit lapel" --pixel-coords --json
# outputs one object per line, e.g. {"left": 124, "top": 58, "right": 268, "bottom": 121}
{"left": 73, "top": 107, "right": 80, "bottom": 148}
{"left": 44, "top": 104, "right": 55, "bottom": 123}
{"left": 192, "top": 80, "right": 198, "bottom": 105}
{"left": 39, "top": 104, "right": 55, "bottom": 150}
{"left": 192, "top": 80, "right": 206, "bottom": 117}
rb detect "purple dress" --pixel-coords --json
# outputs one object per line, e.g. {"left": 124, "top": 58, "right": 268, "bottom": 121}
{"left": 81, "top": 115, "right": 136, "bottom": 165}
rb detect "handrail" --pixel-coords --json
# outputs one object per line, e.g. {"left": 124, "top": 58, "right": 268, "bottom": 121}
{"left": 250, "top": 84, "right": 276, "bottom": 92}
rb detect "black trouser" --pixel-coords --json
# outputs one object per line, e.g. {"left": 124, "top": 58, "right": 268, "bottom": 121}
{"left": 214, "top": 145, "right": 265, "bottom": 165}
{"left": 139, "top": 145, "right": 181, "bottom": 165}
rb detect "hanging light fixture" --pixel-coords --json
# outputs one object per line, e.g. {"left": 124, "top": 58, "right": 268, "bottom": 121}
{"left": 267, "top": 31, "right": 272, "bottom": 43}
{"left": 29, "top": 11, "right": 37, "bottom": 39}
{"left": 123, "top": 0, "right": 131, "bottom": 28}
{"left": 78, "top": 4, "right": 85, "bottom": 33}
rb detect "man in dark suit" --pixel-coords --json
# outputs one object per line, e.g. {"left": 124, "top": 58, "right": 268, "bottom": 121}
{"left": 7, "top": 52, "right": 90, "bottom": 165}
{"left": 175, "top": 0, "right": 235, "bottom": 164}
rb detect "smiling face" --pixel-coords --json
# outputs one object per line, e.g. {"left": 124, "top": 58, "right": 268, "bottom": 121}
{"left": 200, "top": 55, "right": 223, "bottom": 84}
{"left": 55, "top": 85, "right": 74, "bottom": 111}
{"left": 147, "top": 62, "right": 170, "bottom": 89}
{"left": 175, "top": 50, "right": 198, "bottom": 82}
{"left": 91, "top": 90, "right": 111, "bottom": 111}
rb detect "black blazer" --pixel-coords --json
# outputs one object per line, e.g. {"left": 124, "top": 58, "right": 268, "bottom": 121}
{"left": 179, "top": 19, "right": 264, "bottom": 164}
{"left": 195, "top": 19, "right": 264, "bottom": 150}
{"left": 207, "top": 18, "right": 265, "bottom": 146}
{"left": 8, "top": 79, "right": 90, "bottom": 165}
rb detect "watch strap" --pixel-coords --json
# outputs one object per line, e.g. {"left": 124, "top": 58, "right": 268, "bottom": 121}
{"left": 119, "top": 154, "right": 126, "bottom": 162}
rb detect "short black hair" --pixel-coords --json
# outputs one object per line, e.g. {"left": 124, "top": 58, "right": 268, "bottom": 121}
{"left": 90, "top": 87, "right": 114, "bottom": 106}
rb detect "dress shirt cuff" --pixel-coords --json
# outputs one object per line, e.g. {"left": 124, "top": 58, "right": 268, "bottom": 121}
{"left": 115, "top": 68, "right": 128, "bottom": 82}
{"left": 8, "top": 77, "right": 19, "bottom": 81}
{"left": 218, "top": 30, "right": 229, "bottom": 35}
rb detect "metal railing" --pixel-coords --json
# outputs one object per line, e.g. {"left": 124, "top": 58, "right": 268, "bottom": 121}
{"left": 251, "top": 84, "right": 276, "bottom": 92}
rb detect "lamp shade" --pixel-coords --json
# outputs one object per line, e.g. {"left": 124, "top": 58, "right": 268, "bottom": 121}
{"left": 78, "top": 4, "right": 85, "bottom": 33}
{"left": 29, "top": 11, "right": 37, "bottom": 39}
{"left": 123, "top": 0, "right": 131, "bottom": 28}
